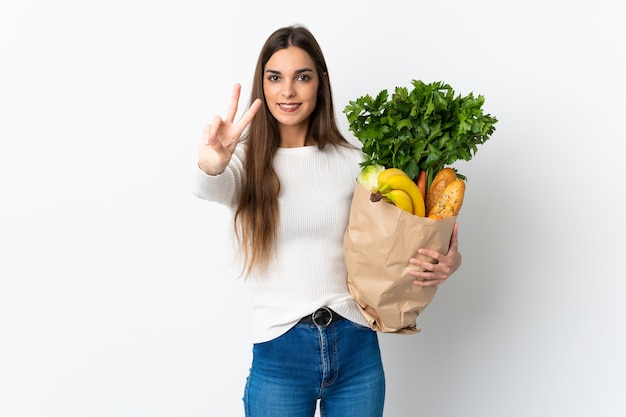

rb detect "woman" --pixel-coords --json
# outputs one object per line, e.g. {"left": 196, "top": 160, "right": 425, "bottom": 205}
{"left": 194, "top": 25, "right": 461, "bottom": 417}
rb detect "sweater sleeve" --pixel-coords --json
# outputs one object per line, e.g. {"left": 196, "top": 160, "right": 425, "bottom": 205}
{"left": 192, "top": 144, "right": 246, "bottom": 209}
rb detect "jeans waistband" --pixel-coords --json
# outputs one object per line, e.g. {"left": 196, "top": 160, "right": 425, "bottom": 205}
{"left": 298, "top": 307, "right": 345, "bottom": 327}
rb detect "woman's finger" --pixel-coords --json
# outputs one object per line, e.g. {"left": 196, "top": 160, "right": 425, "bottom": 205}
{"left": 225, "top": 98, "right": 262, "bottom": 147}
{"left": 237, "top": 98, "right": 262, "bottom": 130}
{"left": 202, "top": 124, "right": 211, "bottom": 145}
{"left": 207, "top": 115, "right": 223, "bottom": 145}
{"left": 225, "top": 83, "right": 241, "bottom": 123}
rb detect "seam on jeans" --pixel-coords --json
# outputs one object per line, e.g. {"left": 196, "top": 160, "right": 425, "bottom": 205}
{"left": 318, "top": 325, "right": 329, "bottom": 388}
{"left": 321, "top": 324, "right": 339, "bottom": 387}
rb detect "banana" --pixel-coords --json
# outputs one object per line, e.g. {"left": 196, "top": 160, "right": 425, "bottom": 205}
{"left": 377, "top": 173, "right": 425, "bottom": 217}
{"left": 381, "top": 189, "right": 413, "bottom": 214}
{"left": 376, "top": 168, "right": 409, "bottom": 187}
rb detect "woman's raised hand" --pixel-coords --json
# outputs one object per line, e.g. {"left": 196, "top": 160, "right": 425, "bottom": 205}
{"left": 198, "top": 83, "right": 262, "bottom": 175}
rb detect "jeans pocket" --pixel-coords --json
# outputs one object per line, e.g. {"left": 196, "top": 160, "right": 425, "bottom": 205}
{"left": 347, "top": 319, "right": 374, "bottom": 332}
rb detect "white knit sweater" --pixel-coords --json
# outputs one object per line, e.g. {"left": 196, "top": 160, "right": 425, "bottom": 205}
{"left": 193, "top": 142, "right": 370, "bottom": 343}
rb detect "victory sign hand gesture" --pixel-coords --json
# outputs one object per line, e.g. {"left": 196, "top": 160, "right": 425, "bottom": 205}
{"left": 198, "top": 83, "right": 262, "bottom": 175}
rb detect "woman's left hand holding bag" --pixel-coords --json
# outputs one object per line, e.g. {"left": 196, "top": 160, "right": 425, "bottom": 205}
{"left": 408, "top": 223, "right": 462, "bottom": 286}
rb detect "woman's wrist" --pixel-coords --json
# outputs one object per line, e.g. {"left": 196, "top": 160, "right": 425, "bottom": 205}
{"left": 198, "top": 162, "right": 225, "bottom": 176}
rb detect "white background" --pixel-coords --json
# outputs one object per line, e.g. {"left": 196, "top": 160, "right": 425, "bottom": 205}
{"left": 1, "top": 0, "right": 625, "bottom": 416}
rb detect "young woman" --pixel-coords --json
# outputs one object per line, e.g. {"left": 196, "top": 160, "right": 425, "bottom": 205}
{"left": 194, "top": 25, "right": 461, "bottom": 417}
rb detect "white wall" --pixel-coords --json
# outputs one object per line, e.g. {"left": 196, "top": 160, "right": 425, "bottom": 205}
{"left": 1, "top": 0, "right": 624, "bottom": 416}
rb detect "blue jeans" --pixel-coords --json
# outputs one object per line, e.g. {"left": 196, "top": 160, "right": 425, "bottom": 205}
{"left": 243, "top": 319, "right": 385, "bottom": 417}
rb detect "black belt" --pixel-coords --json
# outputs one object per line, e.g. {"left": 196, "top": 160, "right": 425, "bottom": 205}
{"left": 299, "top": 307, "right": 345, "bottom": 327}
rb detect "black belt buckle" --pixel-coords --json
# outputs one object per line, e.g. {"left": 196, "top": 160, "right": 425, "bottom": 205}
{"left": 311, "top": 307, "right": 333, "bottom": 327}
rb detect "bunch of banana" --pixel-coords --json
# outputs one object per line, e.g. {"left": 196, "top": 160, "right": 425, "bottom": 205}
{"left": 370, "top": 168, "right": 425, "bottom": 217}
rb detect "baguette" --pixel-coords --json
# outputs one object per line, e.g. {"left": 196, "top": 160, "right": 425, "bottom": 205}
{"left": 425, "top": 168, "right": 457, "bottom": 214}
{"left": 428, "top": 179, "right": 465, "bottom": 218}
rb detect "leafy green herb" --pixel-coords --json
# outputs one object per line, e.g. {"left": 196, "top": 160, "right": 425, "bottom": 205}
{"left": 344, "top": 80, "right": 498, "bottom": 191}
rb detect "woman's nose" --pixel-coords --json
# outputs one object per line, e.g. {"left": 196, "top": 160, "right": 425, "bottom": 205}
{"left": 281, "top": 80, "right": 295, "bottom": 97}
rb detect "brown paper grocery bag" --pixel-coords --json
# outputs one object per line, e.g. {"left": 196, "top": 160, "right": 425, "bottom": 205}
{"left": 343, "top": 181, "right": 457, "bottom": 334}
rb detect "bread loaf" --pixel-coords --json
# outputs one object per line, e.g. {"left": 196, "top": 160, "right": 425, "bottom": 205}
{"left": 428, "top": 179, "right": 465, "bottom": 218}
{"left": 425, "top": 168, "right": 457, "bottom": 214}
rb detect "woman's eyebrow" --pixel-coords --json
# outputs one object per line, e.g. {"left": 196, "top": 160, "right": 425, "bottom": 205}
{"left": 265, "top": 67, "right": 314, "bottom": 75}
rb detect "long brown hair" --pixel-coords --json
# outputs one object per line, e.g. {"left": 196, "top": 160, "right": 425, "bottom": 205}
{"left": 234, "top": 25, "right": 353, "bottom": 276}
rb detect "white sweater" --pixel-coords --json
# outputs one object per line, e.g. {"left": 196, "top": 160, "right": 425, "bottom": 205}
{"left": 193, "top": 142, "right": 370, "bottom": 343}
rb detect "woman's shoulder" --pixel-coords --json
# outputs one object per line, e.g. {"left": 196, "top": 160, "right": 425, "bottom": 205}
{"left": 320, "top": 143, "right": 364, "bottom": 182}
{"left": 326, "top": 141, "right": 365, "bottom": 163}
{"left": 323, "top": 139, "right": 360, "bottom": 153}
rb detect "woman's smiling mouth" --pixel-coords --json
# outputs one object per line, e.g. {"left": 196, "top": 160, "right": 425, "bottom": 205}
{"left": 278, "top": 103, "right": 301, "bottom": 112}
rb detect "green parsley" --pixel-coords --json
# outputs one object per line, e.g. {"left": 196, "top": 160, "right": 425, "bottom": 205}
{"left": 344, "top": 80, "right": 498, "bottom": 191}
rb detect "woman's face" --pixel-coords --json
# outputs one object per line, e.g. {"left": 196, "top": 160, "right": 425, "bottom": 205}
{"left": 263, "top": 46, "right": 319, "bottom": 132}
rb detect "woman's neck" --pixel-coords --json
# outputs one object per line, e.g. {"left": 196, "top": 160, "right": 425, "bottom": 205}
{"left": 278, "top": 124, "right": 315, "bottom": 148}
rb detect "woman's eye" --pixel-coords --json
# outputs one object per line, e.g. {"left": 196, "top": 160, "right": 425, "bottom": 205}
{"left": 268, "top": 75, "right": 279, "bottom": 82}
{"left": 297, "top": 75, "right": 310, "bottom": 82}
